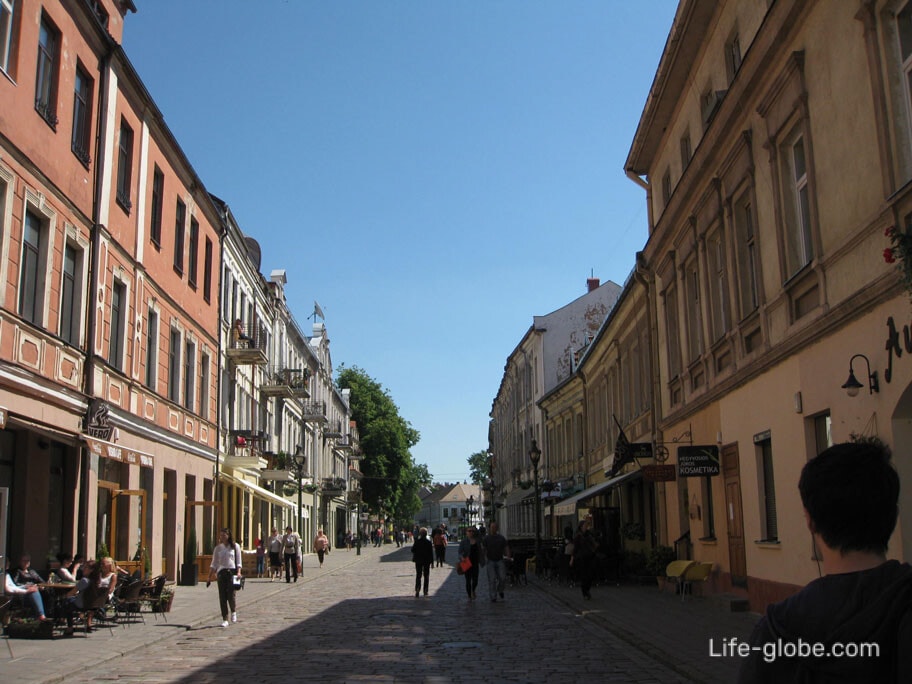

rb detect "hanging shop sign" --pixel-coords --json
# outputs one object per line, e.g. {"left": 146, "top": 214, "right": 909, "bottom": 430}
{"left": 677, "top": 445, "right": 721, "bottom": 477}
{"left": 85, "top": 400, "right": 116, "bottom": 441}
{"left": 83, "top": 436, "right": 154, "bottom": 468}
{"left": 641, "top": 464, "right": 677, "bottom": 482}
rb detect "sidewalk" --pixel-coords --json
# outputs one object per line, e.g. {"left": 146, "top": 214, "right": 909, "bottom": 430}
{"left": 1, "top": 545, "right": 761, "bottom": 683}
{"left": 1, "top": 546, "right": 367, "bottom": 684}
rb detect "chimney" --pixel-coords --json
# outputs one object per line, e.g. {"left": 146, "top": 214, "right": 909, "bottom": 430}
{"left": 587, "top": 277, "right": 600, "bottom": 292}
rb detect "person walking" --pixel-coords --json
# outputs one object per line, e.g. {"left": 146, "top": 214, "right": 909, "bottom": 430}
{"left": 207, "top": 528, "right": 243, "bottom": 628}
{"left": 313, "top": 529, "right": 330, "bottom": 568}
{"left": 482, "top": 521, "right": 510, "bottom": 602}
{"left": 433, "top": 527, "right": 448, "bottom": 567}
{"left": 254, "top": 537, "right": 265, "bottom": 578}
{"left": 411, "top": 527, "right": 434, "bottom": 597}
{"left": 458, "top": 526, "right": 483, "bottom": 600}
{"left": 571, "top": 518, "right": 598, "bottom": 600}
{"left": 282, "top": 526, "right": 301, "bottom": 583}
{"left": 267, "top": 528, "right": 283, "bottom": 581}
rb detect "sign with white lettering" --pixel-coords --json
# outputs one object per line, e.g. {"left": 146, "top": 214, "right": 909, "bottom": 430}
{"left": 83, "top": 436, "right": 154, "bottom": 468}
{"left": 677, "top": 445, "right": 721, "bottom": 477}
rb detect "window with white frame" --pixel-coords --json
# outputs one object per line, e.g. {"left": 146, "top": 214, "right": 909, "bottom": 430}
{"left": 168, "top": 328, "right": 181, "bottom": 403}
{"left": 72, "top": 63, "right": 93, "bottom": 166}
{"left": 19, "top": 209, "right": 47, "bottom": 327}
{"left": 188, "top": 217, "right": 199, "bottom": 289}
{"left": 203, "top": 237, "right": 213, "bottom": 304}
{"left": 173, "top": 198, "right": 185, "bottom": 275}
{"left": 757, "top": 438, "right": 778, "bottom": 542}
{"left": 59, "top": 242, "right": 83, "bottom": 346}
{"left": 706, "top": 230, "right": 730, "bottom": 343}
{"left": 145, "top": 307, "right": 158, "bottom": 390}
{"left": 108, "top": 279, "right": 126, "bottom": 371}
{"left": 0, "top": 0, "right": 13, "bottom": 75}
{"left": 780, "top": 128, "right": 814, "bottom": 278}
{"left": 116, "top": 119, "right": 133, "bottom": 212}
{"left": 35, "top": 14, "right": 60, "bottom": 128}
{"left": 199, "top": 352, "right": 210, "bottom": 418}
{"left": 150, "top": 166, "right": 164, "bottom": 247}
{"left": 683, "top": 260, "right": 703, "bottom": 363}
{"left": 733, "top": 191, "right": 760, "bottom": 318}
{"left": 183, "top": 339, "right": 195, "bottom": 411}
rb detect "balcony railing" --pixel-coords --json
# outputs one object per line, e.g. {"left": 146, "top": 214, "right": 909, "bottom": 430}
{"left": 325, "top": 421, "right": 343, "bottom": 438}
{"left": 301, "top": 401, "right": 327, "bottom": 423}
{"left": 226, "top": 322, "right": 268, "bottom": 365}
{"left": 321, "top": 477, "right": 347, "bottom": 494}
{"left": 261, "top": 366, "right": 310, "bottom": 398}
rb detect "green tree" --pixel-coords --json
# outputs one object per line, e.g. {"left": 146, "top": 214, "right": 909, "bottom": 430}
{"left": 467, "top": 449, "right": 491, "bottom": 484}
{"left": 336, "top": 365, "right": 423, "bottom": 520}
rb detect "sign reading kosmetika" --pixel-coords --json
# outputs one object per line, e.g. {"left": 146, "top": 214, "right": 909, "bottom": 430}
{"left": 677, "top": 445, "right": 720, "bottom": 477}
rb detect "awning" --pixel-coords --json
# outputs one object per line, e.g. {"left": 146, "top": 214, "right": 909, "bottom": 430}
{"left": 83, "top": 434, "right": 154, "bottom": 467}
{"left": 552, "top": 470, "right": 642, "bottom": 517}
{"left": 504, "top": 487, "right": 535, "bottom": 507}
{"left": 220, "top": 473, "right": 295, "bottom": 510}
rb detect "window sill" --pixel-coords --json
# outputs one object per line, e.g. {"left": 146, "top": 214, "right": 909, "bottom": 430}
{"left": 754, "top": 539, "right": 781, "bottom": 548}
{"left": 698, "top": 537, "right": 717, "bottom": 544}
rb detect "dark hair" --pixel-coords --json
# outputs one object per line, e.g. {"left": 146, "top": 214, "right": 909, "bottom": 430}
{"left": 799, "top": 440, "right": 899, "bottom": 554}
{"left": 221, "top": 528, "right": 235, "bottom": 548}
{"left": 56, "top": 552, "right": 72, "bottom": 564}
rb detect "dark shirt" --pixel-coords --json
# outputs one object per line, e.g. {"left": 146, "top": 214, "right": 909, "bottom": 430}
{"left": 412, "top": 537, "right": 434, "bottom": 566}
{"left": 483, "top": 533, "right": 508, "bottom": 562}
{"left": 14, "top": 567, "right": 44, "bottom": 586}
{"left": 739, "top": 560, "right": 912, "bottom": 683}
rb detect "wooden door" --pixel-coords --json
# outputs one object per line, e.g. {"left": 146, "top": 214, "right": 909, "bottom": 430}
{"left": 722, "top": 444, "right": 747, "bottom": 587}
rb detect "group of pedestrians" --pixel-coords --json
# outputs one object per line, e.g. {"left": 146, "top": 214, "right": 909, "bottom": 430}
{"left": 410, "top": 521, "right": 510, "bottom": 603}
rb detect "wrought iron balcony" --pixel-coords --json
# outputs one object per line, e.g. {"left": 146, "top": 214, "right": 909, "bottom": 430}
{"left": 324, "top": 421, "right": 343, "bottom": 438}
{"left": 226, "top": 322, "right": 268, "bottom": 365}
{"left": 261, "top": 366, "right": 310, "bottom": 398}
{"left": 321, "top": 477, "right": 347, "bottom": 495}
{"left": 301, "top": 401, "right": 327, "bottom": 423}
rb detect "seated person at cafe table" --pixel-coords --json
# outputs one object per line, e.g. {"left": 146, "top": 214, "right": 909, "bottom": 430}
{"left": 53, "top": 552, "right": 81, "bottom": 582}
{"left": 62, "top": 558, "right": 118, "bottom": 634}
{"left": 5, "top": 555, "right": 48, "bottom": 621}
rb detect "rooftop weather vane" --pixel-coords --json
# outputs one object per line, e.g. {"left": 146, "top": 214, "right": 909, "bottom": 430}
{"left": 311, "top": 301, "right": 325, "bottom": 322}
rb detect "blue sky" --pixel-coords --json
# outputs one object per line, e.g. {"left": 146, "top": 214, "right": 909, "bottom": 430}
{"left": 124, "top": 1, "right": 678, "bottom": 483}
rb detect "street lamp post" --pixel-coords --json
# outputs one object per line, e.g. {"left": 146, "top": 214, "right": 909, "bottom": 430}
{"left": 292, "top": 448, "right": 307, "bottom": 539}
{"left": 529, "top": 438, "right": 542, "bottom": 557}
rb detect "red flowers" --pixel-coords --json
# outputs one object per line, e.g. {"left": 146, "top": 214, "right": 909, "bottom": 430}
{"left": 885, "top": 248, "right": 897, "bottom": 264}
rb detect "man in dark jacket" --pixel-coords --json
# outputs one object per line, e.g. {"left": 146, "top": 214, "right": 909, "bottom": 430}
{"left": 739, "top": 440, "right": 912, "bottom": 682}
{"left": 412, "top": 527, "right": 434, "bottom": 597}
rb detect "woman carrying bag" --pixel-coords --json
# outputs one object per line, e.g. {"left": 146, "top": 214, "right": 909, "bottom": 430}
{"left": 458, "top": 526, "right": 482, "bottom": 600}
{"left": 207, "top": 528, "right": 243, "bottom": 628}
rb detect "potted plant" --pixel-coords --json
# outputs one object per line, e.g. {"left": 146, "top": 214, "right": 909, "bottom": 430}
{"left": 151, "top": 586, "right": 175, "bottom": 613}
{"left": 645, "top": 544, "right": 676, "bottom": 586}
{"left": 179, "top": 528, "right": 198, "bottom": 586}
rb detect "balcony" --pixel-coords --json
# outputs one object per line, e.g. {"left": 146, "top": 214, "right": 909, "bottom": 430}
{"left": 321, "top": 477, "right": 347, "bottom": 495}
{"left": 301, "top": 401, "right": 327, "bottom": 424}
{"left": 347, "top": 490, "right": 362, "bottom": 504}
{"left": 334, "top": 435, "right": 355, "bottom": 452}
{"left": 261, "top": 366, "right": 310, "bottom": 399}
{"left": 325, "top": 421, "right": 343, "bottom": 439}
{"left": 225, "top": 429, "right": 270, "bottom": 468}
{"left": 225, "top": 322, "right": 268, "bottom": 366}
{"left": 348, "top": 466, "right": 363, "bottom": 481}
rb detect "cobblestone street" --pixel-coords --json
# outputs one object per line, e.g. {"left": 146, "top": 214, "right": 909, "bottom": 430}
{"left": 3, "top": 545, "right": 758, "bottom": 683}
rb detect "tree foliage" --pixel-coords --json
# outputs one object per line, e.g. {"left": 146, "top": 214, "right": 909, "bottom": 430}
{"left": 467, "top": 449, "right": 491, "bottom": 484}
{"left": 336, "top": 365, "right": 424, "bottom": 523}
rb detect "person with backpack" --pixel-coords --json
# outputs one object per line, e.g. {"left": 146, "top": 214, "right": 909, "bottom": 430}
{"left": 282, "top": 526, "right": 301, "bottom": 583}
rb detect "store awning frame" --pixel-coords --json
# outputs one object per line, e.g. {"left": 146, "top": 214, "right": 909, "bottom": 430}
{"left": 552, "top": 470, "right": 642, "bottom": 517}
{"left": 220, "top": 473, "right": 295, "bottom": 510}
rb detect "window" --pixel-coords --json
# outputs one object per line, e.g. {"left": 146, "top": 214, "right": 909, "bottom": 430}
{"left": 19, "top": 209, "right": 45, "bottom": 326}
{"left": 726, "top": 33, "right": 742, "bottom": 84}
{"left": 733, "top": 193, "right": 760, "bottom": 318}
{"left": 443, "top": 508, "right": 449, "bottom": 518}
{"left": 72, "top": 63, "right": 93, "bottom": 166}
{"left": 680, "top": 132, "right": 692, "bottom": 171}
{"left": 203, "top": 237, "right": 213, "bottom": 303}
{"left": 780, "top": 130, "right": 814, "bottom": 278}
{"left": 35, "top": 15, "right": 59, "bottom": 128}
{"left": 707, "top": 232, "right": 730, "bottom": 342}
{"left": 0, "top": 0, "right": 14, "bottom": 74}
{"left": 150, "top": 167, "right": 164, "bottom": 247}
{"left": 173, "top": 199, "right": 185, "bottom": 274}
{"left": 661, "top": 169, "right": 672, "bottom": 205}
{"left": 757, "top": 439, "right": 778, "bottom": 542}
{"left": 116, "top": 119, "right": 133, "bottom": 212}
{"left": 813, "top": 412, "right": 832, "bottom": 455}
{"left": 109, "top": 280, "right": 126, "bottom": 371}
{"left": 183, "top": 340, "right": 195, "bottom": 411}
{"left": 187, "top": 217, "right": 199, "bottom": 289}
{"left": 168, "top": 329, "right": 181, "bottom": 403}
{"left": 59, "top": 243, "right": 82, "bottom": 346}
{"left": 145, "top": 308, "right": 158, "bottom": 390}
{"left": 199, "top": 352, "right": 210, "bottom": 418}
{"left": 684, "top": 261, "right": 703, "bottom": 363}
{"left": 664, "top": 284, "right": 682, "bottom": 379}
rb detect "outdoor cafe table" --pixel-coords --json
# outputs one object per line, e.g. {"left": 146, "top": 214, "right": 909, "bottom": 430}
{"left": 37, "top": 582, "right": 76, "bottom": 619}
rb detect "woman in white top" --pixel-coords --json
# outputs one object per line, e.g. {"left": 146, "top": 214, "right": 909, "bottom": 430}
{"left": 207, "top": 528, "right": 242, "bottom": 628}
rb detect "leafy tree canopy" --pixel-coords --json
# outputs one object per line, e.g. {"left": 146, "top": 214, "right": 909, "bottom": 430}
{"left": 467, "top": 449, "right": 491, "bottom": 484}
{"left": 336, "top": 365, "right": 424, "bottom": 523}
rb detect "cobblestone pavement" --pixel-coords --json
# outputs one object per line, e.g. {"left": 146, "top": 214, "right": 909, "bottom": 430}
{"left": 2, "top": 545, "right": 759, "bottom": 683}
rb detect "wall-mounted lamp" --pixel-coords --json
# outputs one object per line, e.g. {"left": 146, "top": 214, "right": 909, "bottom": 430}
{"left": 842, "top": 354, "right": 879, "bottom": 397}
